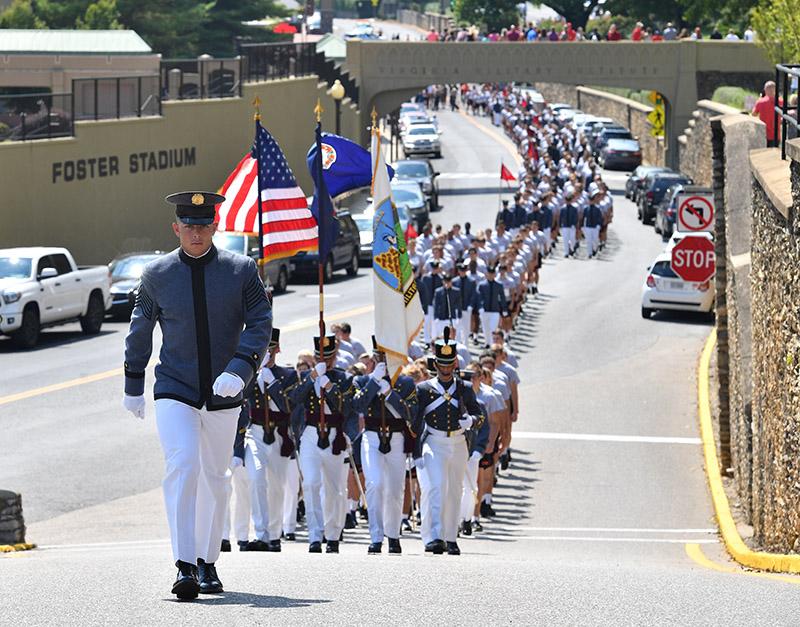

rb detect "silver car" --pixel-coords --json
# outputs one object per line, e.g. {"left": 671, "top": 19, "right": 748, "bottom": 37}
{"left": 212, "top": 231, "right": 292, "bottom": 294}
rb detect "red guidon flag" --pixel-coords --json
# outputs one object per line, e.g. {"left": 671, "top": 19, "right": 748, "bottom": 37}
{"left": 500, "top": 162, "right": 517, "bottom": 182}
{"left": 216, "top": 121, "right": 318, "bottom": 261}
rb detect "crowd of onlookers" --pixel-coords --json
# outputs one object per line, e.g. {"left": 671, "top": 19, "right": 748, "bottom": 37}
{"left": 417, "top": 22, "right": 756, "bottom": 44}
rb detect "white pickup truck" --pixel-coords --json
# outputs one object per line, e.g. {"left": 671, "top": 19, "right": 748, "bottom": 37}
{"left": 0, "top": 247, "right": 112, "bottom": 348}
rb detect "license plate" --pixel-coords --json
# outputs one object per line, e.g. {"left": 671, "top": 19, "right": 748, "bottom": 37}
{"left": 668, "top": 280, "right": 685, "bottom": 290}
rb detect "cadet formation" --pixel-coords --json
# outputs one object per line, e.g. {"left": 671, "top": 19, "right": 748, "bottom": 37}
{"left": 123, "top": 84, "right": 614, "bottom": 600}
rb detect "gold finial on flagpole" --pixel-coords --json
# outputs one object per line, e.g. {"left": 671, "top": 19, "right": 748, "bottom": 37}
{"left": 253, "top": 96, "right": 262, "bottom": 121}
{"left": 314, "top": 98, "right": 323, "bottom": 123}
{"left": 371, "top": 107, "right": 378, "bottom": 133}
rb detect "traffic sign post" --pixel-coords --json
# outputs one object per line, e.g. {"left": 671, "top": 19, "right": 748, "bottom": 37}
{"left": 676, "top": 187, "right": 714, "bottom": 233}
{"left": 670, "top": 235, "right": 715, "bottom": 283}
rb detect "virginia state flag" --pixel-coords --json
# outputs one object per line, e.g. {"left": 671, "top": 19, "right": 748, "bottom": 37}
{"left": 309, "top": 121, "right": 338, "bottom": 260}
{"left": 370, "top": 130, "right": 423, "bottom": 381}
{"left": 307, "top": 132, "right": 394, "bottom": 198}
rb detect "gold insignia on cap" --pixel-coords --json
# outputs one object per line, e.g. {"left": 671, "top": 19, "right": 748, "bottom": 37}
{"left": 324, "top": 337, "right": 332, "bottom": 347}
{"left": 441, "top": 345, "right": 453, "bottom": 356}
{"left": 191, "top": 193, "right": 205, "bottom": 206}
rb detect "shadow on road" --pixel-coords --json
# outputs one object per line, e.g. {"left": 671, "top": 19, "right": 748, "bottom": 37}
{"left": 173, "top": 593, "right": 332, "bottom": 608}
{"left": 0, "top": 328, "right": 118, "bottom": 353}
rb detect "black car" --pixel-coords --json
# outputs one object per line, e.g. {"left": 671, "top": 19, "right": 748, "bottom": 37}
{"left": 107, "top": 251, "right": 164, "bottom": 319}
{"left": 392, "top": 159, "right": 440, "bottom": 212}
{"left": 592, "top": 126, "right": 633, "bottom": 156}
{"left": 638, "top": 173, "right": 693, "bottom": 225}
{"left": 625, "top": 165, "right": 671, "bottom": 201}
{"left": 290, "top": 211, "right": 360, "bottom": 282}
{"left": 654, "top": 183, "right": 686, "bottom": 240}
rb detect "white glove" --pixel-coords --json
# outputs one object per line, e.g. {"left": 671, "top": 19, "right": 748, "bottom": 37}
{"left": 231, "top": 456, "right": 244, "bottom": 469}
{"left": 470, "top": 450, "right": 482, "bottom": 462}
{"left": 318, "top": 374, "right": 330, "bottom": 389}
{"left": 372, "top": 362, "right": 387, "bottom": 380}
{"left": 378, "top": 379, "right": 391, "bottom": 395}
{"left": 415, "top": 456, "right": 425, "bottom": 470}
{"left": 458, "top": 415, "right": 473, "bottom": 430}
{"left": 213, "top": 372, "right": 244, "bottom": 398}
{"left": 260, "top": 367, "right": 275, "bottom": 385}
{"left": 314, "top": 362, "right": 327, "bottom": 377}
{"left": 123, "top": 394, "right": 145, "bottom": 419}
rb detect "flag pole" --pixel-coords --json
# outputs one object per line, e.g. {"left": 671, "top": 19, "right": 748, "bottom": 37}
{"left": 253, "top": 96, "right": 267, "bottom": 287}
{"left": 314, "top": 98, "right": 329, "bottom": 447}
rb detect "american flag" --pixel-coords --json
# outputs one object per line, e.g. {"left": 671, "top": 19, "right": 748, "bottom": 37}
{"left": 216, "top": 121, "right": 318, "bottom": 260}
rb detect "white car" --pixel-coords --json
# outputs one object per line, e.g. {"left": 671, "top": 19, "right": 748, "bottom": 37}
{"left": 664, "top": 230, "right": 714, "bottom": 252}
{"left": 641, "top": 251, "right": 715, "bottom": 318}
{"left": 0, "top": 247, "right": 112, "bottom": 348}
{"left": 402, "top": 124, "right": 441, "bottom": 158}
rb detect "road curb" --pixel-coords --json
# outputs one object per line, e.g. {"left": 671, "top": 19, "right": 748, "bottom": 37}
{"left": 699, "top": 328, "right": 800, "bottom": 573}
{"left": 0, "top": 543, "right": 36, "bottom": 553}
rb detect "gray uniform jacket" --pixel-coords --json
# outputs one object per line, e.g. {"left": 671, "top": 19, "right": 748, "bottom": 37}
{"left": 124, "top": 246, "right": 272, "bottom": 411}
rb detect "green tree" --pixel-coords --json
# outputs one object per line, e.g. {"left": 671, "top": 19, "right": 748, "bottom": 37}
{"left": 199, "top": 0, "right": 289, "bottom": 57}
{"left": 34, "top": 0, "right": 93, "bottom": 28}
{"left": 752, "top": 0, "right": 800, "bottom": 62}
{"left": 454, "top": 0, "right": 520, "bottom": 33}
{"left": 540, "top": 0, "right": 602, "bottom": 29}
{"left": 116, "top": 0, "right": 209, "bottom": 57}
{"left": 77, "top": 0, "right": 122, "bottom": 29}
{"left": 0, "top": 0, "right": 46, "bottom": 28}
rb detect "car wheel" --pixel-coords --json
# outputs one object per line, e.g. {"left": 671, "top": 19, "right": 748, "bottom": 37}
{"left": 641, "top": 307, "right": 653, "bottom": 319}
{"left": 11, "top": 305, "right": 40, "bottom": 349}
{"left": 275, "top": 266, "right": 288, "bottom": 294}
{"left": 346, "top": 249, "right": 359, "bottom": 276}
{"left": 654, "top": 219, "right": 661, "bottom": 234}
{"left": 323, "top": 255, "right": 334, "bottom": 282}
{"left": 434, "top": 151, "right": 442, "bottom": 158}
{"left": 80, "top": 292, "right": 105, "bottom": 335}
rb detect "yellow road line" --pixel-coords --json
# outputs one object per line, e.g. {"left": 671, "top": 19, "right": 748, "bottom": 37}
{"left": 0, "top": 543, "right": 37, "bottom": 553}
{"left": 0, "top": 304, "right": 375, "bottom": 407}
{"left": 685, "top": 543, "right": 800, "bottom": 586}
{"left": 697, "top": 328, "right": 800, "bottom": 573}
{"left": 457, "top": 110, "right": 523, "bottom": 167}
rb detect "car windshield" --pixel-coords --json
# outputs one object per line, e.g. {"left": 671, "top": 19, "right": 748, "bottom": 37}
{"left": 408, "top": 127, "right": 435, "bottom": 135}
{"left": 110, "top": 255, "right": 160, "bottom": 279}
{"left": 392, "top": 188, "right": 422, "bottom": 203}
{"left": 354, "top": 216, "right": 372, "bottom": 231}
{"left": 654, "top": 178, "right": 685, "bottom": 191}
{"left": 395, "top": 162, "right": 428, "bottom": 177}
{"left": 213, "top": 233, "right": 246, "bottom": 255}
{"left": 651, "top": 260, "right": 678, "bottom": 278}
{"left": 0, "top": 256, "right": 32, "bottom": 279}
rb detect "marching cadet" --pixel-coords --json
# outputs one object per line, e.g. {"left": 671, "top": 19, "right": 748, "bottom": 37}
{"left": 432, "top": 273, "right": 462, "bottom": 341}
{"left": 244, "top": 328, "right": 298, "bottom": 552}
{"left": 459, "top": 364, "right": 492, "bottom": 537}
{"left": 583, "top": 188, "right": 604, "bottom": 258}
{"left": 289, "top": 335, "right": 357, "bottom": 554}
{"left": 412, "top": 329, "right": 483, "bottom": 555}
{"left": 352, "top": 341, "right": 418, "bottom": 554}
{"left": 123, "top": 191, "right": 271, "bottom": 600}
{"left": 419, "top": 261, "right": 444, "bottom": 344}
{"left": 560, "top": 192, "right": 580, "bottom": 257}
{"left": 221, "top": 404, "right": 252, "bottom": 552}
{"left": 477, "top": 265, "right": 507, "bottom": 347}
{"left": 453, "top": 263, "right": 478, "bottom": 345}
{"left": 496, "top": 199, "right": 515, "bottom": 229}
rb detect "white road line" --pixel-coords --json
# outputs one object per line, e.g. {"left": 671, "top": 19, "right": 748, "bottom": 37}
{"left": 511, "top": 431, "right": 701, "bottom": 445}
{"left": 437, "top": 172, "right": 498, "bottom": 179}
{"left": 493, "top": 526, "right": 718, "bottom": 534}
{"left": 38, "top": 539, "right": 171, "bottom": 550}
{"left": 497, "top": 536, "right": 719, "bottom": 544}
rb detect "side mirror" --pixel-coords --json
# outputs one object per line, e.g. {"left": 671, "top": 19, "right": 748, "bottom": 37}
{"left": 433, "top": 171, "right": 439, "bottom": 177}
{"left": 38, "top": 267, "right": 58, "bottom": 280}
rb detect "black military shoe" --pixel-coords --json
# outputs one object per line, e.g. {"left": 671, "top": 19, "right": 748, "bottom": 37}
{"left": 237, "top": 540, "right": 249, "bottom": 551}
{"left": 172, "top": 561, "right": 199, "bottom": 601}
{"left": 424, "top": 539, "right": 445, "bottom": 555}
{"left": 358, "top": 505, "right": 369, "bottom": 521}
{"left": 267, "top": 539, "right": 281, "bottom": 552}
{"left": 220, "top": 539, "right": 231, "bottom": 552}
{"left": 326, "top": 540, "right": 340, "bottom": 554}
{"left": 472, "top": 519, "right": 484, "bottom": 532}
{"left": 401, "top": 518, "right": 413, "bottom": 533}
{"left": 461, "top": 520, "right": 472, "bottom": 536}
{"left": 283, "top": 532, "right": 296, "bottom": 542}
{"left": 387, "top": 538, "right": 402, "bottom": 554}
{"left": 296, "top": 499, "right": 305, "bottom": 523}
{"left": 367, "top": 542, "right": 382, "bottom": 554}
{"left": 500, "top": 452, "right": 510, "bottom": 470}
{"left": 345, "top": 511, "right": 358, "bottom": 529}
{"left": 309, "top": 541, "right": 322, "bottom": 553}
{"left": 247, "top": 539, "right": 270, "bottom": 552}
{"left": 197, "top": 558, "right": 223, "bottom": 594}
{"left": 479, "top": 501, "right": 496, "bottom": 518}
{"left": 446, "top": 541, "right": 461, "bottom": 556}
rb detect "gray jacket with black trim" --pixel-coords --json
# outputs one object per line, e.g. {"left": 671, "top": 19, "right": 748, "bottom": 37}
{"left": 123, "top": 245, "right": 272, "bottom": 410}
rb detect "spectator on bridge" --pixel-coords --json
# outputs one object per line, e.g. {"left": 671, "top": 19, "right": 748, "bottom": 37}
{"left": 677, "top": 28, "right": 690, "bottom": 39}
{"left": 651, "top": 29, "right": 664, "bottom": 42}
{"left": 744, "top": 26, "right": 755, "bottom": 41}
{"left": 690, "top": 26, "right": 702, "bottom": 39}
{"left": 607, "top": 24, "right": 622, "bottom": 41}
{"left": 564, "top": 22, "right": 576, "bottom": 41}
{"left": 575, "top": 26, "right": 585, "bottom": 41}
{"left": 709, "top": 27, "right": 723, "bottom": 40}
{"left": 547, "top": 28, "right": 559, "bottom": 41}
{"left": 752, "top": 80, "right": 779, "bottom": 147}
{"left": 631, "top": 22, "right": 644, "bottom": 41}
{"left": 725, "top": 29, "right": 740, "bottom": 41}
{"left": 663, "top": 23, "right": 678, "bottom": 40}
{"left": 526, "top": 26, "right": 538, "bottom": 41}
{"left": 426, "top": 28, "right": 439, "bottom": 42}
{"left": 588, "top": 28, "right": 602, "bottom": 41}
{"left": 507, "top": 24, "right": 521, "bottom": 41}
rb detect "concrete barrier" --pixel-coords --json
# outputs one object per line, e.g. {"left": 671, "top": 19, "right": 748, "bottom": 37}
{"left": 0, "top": 490, "right": 26, "bottom": 545}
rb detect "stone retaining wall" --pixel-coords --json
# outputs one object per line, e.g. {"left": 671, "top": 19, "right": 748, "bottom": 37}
{"left": 678, "top": 100, "right": 741, "bottom": 186}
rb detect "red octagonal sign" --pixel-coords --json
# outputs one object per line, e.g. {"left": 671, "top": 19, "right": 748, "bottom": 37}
{"left": 671, "top": 236, "right": 715, "bottom": 283}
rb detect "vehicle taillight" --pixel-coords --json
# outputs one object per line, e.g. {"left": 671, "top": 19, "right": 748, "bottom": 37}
{"left": 646, "top": 275, "right": 656, "bottom": 288}
{"left": 634, "top": 152, "right": 642, "bottom": 157}
{"left": 697, "top": 280, "right": 710, "bottom": 292}
{"left": 646, "top": 191, "right": 654, "bottom": 201}
{"left": 667, "top": 208, "right": 674, "bottom": 217}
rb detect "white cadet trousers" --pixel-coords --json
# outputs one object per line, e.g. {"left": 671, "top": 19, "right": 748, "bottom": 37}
{"left": 432, "top": 317, "right": 459, "bottom": 342}
{"left": 283, "top": 457, "right": 300, "bottom": 535}
{"left": 223, "top": 462, "right": 251, "bottom": 543}
{"left": 457, "top": 307, "right": 472, "bottom": 345}
{"left": 584, "top": 226, "right": 599, "bottom": 256}
{"left": 361, "top": 431, "right": 406, "bottom": 543}
{"left": 155, "top": 398, "right": 239, "bottom": 565}
{"left": 479, "top": 310, "right": 500, "bottom": 341}
{"left": 419, "top": 431, "right": 468, "bottom": 544}
{"left": 542, "top": 227, "right": 552, "bottom": 251}
{"left": 245, "top": 424, "right": 295, "bottom": 541}
{"left": 562, "top": 226, "right": 576, "bottom": 255}
{"left": 299, "top": 425, "right": 349, "bottom": 543}
{"left": 424, "top": 306, "right": 434, "bottom": 343}
{"left": 459, "top": 455, "right": 480, "bottom": 521}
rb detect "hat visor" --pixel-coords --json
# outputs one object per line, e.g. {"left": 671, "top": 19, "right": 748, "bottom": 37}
{"left": 178, "top": 216, "right": 216, "bottom": 225}
{"left": 435, "top": 356, "right": 457, "bottom": 366}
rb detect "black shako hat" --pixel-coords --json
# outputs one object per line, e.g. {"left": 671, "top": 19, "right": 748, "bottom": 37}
{"left": 314, "top": 335, "right": 337, "bottom": 358}
{"left": 269, "top": 328, "right": 280, "bottom": 348}
{"left": 434, "top": 327, "right": 458, "bottom": 366}
{"left": 166, "top": 191, "right": 225, "bottom": 225}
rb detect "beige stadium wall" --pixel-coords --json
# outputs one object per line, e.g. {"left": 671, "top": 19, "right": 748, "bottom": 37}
{"left": 0, "top": 76, "right": 360, "bottom": 265}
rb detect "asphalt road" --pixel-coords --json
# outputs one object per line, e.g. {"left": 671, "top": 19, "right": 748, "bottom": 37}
{"left": 3, "top": 105, "right": 800, "bottom": 625}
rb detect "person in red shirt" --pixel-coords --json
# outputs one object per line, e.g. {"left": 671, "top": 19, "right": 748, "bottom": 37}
{"left": 506, "top": 24, "right": 521, "bottom": 41}
{"left": 607, "top": 24, "right": 622, "bottom": 41}
{"left": 565, "top": 22, "right": 576, "bottom": 41}
{"left": 752, "top": 80, "right": 778, "bottom": 147}
{"left": 426, "top": 28, "right": 439, "bottom": 42}
{"left": 651, "top": 29, "right": 664, "bottom": 42}
{"left": 631, "top": 22, "right": 644, "bottom": 41}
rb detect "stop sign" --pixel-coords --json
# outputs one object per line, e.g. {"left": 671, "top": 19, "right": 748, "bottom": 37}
{"left": 670, "top": 236, "right": 715, "bottom": 282}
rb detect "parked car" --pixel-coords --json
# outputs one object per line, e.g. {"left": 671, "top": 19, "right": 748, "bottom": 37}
{"left": 654, "top": 183, "right": 686, "bottom": 240}
{"left": 392, "top": 159, "right": 440, "bottom": 211}
{"left": 289, "top": 211, "right": 360, "bottom": 282}
{"left": 399, "top": 102, "right": 425, "bottom": 118}
{"left": 579, "top": 117, "right": 615, "bottom": 140}
{"left": 0, "top": 247, "right": 112, "bottom": 348}
{"left": 641, "top": 249, "right": 714, "bottom": 318}
{"left": 406, "top": 114, "right": 440, "bottom": 134}
{"left": 402, "top": 124, "right": 441, "bottom": 158}
{"left": 353, "top": 204, "right": 411, "bottom": 264}
{"left": 391, "top": 180, "right": 429, "bottom": 230}
{"left": 212, "top": 231, "right": 293, "bottom": 294}
{"left": 399, "top": 111, "right": 429, "bottom": 134}
{"left": 625, "top": 165, "right": 671, "bottom": 201}
{"left": 592, "top": 126, "right": 633, "bottom": 156}
{"left": 638, "top": 172, "right": 692, "bottom": 224}
{"left": 108, "top": 251, "right": 164, "bottom": 319}
{"left": 599, "top": 138, "right": 642, "bottom": 170}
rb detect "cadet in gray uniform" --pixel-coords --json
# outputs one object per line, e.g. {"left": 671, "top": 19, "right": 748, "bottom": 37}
{"left": 123, "top": 191, "right": 271, "bottom": 600}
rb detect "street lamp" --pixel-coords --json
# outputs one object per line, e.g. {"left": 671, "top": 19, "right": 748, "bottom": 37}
{"left": 330, "top": 79, "right": 345, "bottom": 135}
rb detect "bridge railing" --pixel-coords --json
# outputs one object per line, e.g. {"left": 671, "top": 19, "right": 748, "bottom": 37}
{"left": 160, "top": 57, "right": 243, "bottom": 101}
{"left": 239, "top": 42, "right": 317, "bottom": 82}
{"left": 774, "top": 64, "right": 800, "bottom": 160}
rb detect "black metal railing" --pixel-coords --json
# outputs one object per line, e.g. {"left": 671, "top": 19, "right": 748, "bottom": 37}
{"left": 774, "top": 64, "right": 800, "bottom": 160}
{"left": 160, "top": 57, "right": 243, "bottom": 100}
{"left": 72, "top": 75, "right": 161, "bottom": 122}
{"left": 314, "top": 51, "right": 359, "bottom": 106}
{"left": 240, "top": 42, "right": 317, "bottom": 82}
{"left": 0, "top": 92, "right": 73, "bottom": 142}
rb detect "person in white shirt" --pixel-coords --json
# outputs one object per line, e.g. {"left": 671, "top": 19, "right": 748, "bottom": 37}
{"left": 724, "top": 30, "right": 739, "bottom": 41}
{"left": 744, "top": 27, "right": 754, "bottom": 41}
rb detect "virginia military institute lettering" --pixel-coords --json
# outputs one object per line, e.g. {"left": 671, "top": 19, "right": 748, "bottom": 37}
{"left": 52, "top": 147, "right": 196, "bottom": 183}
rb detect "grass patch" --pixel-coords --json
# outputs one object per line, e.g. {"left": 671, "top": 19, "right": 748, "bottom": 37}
{"left": 711, "top": 86, "right": 758, "bottom": 110}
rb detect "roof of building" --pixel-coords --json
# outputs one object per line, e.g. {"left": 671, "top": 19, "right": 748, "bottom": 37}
{"left": 0, "top": 30, "right": 154, "bottom": 55}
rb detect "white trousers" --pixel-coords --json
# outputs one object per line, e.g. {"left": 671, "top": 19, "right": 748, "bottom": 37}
{"left": 542, "top": 227, "right": 552, "bottom": 251}
{"left": 457, "top": 307, "right": 472, "bottom": 345}
{"left": 459, "top": 455, "right": 480, "bottom": 522}
{"left": 299, "top": 425, "right": 349, "bottom": 543}
{"left": 424, "top": 306, "right": 434, "bottom": 343}
{"left": 479, "top": 310, "right": 500, "bottom": 341}
{"left": 245, "top": 424, "right": 295, "bottom": 541}
{"left": 223, "top": 462, "right": 251, "bottom": 543}
{"left": 283, "top": 457, "right": 300, "bottom": 535}
{"left": 432, "top": 317, "right": 460, "bottom": 342}
{"left": 584, "top": 226, "right": 599, "bottom": 256}
{"left": 419, "top": 432, "right": 468, "bottom": 544}
{"left": 361, "top": 431, "right": 406, "bottom": 543}
{"left": 562, "top": 226, "right": 576, "bottom": 255}
{"left": 155, "top": 398, "right": 239, "bottom": 565}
